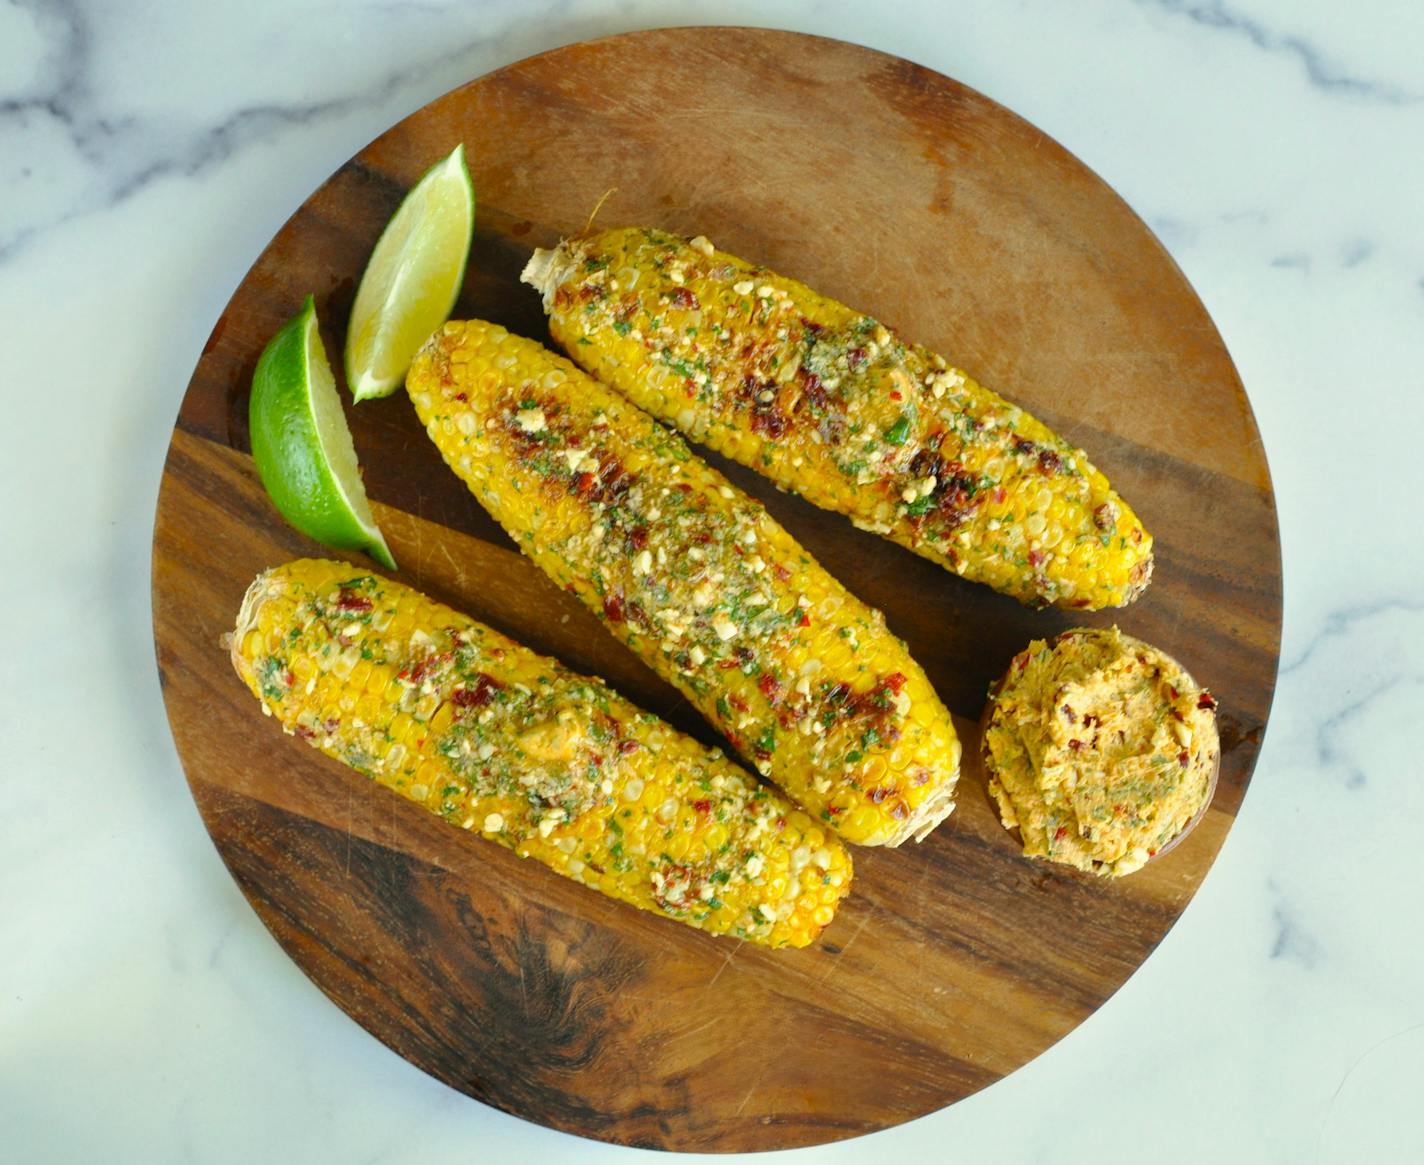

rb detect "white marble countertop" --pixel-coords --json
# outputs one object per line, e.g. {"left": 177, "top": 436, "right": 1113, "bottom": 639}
{"left": 5, "top": 1, "right": 1422, "bottom": 1161}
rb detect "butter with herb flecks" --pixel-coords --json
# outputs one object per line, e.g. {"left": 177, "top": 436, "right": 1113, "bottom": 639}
{"left": 982, "top": 627, "right": 1219, "bottom": 876}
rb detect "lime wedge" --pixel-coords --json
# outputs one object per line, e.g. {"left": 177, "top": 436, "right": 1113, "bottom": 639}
{"left": 250, "top": 296, "right": 397, "bottom": 569}
{"left": 345, "top": 143, "right": 475, "bottom": 401}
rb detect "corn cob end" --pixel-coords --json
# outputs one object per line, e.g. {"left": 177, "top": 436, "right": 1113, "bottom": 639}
{"left": 520, "top": 245, "right": 570, "bottom": 307}
{"left": 231, "top": 567, "right": 281, "bottom": 692}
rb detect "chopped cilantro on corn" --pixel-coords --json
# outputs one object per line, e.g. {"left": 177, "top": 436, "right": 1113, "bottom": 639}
{"left": 406, "top": 322, "right": 961, "bottom": 846}
{"left": 229, "top": 559, "right": 851, "bottom": 948}
{"left": 522, "top": 227, "right": 1153, "bottom": 610}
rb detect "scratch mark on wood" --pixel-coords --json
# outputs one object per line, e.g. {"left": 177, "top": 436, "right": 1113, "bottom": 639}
{"left": 818, "top": 908, "right": 874, "bottom": 987}
{"left": 677, "top": 1014, "right": 721, "bottom": 1045}
{"left": 915, "top": 858, "right": 933, "bottom": 981}
{"left": 345, "top": 781, "right": 354, "bottom": 875}
{"left": 733, "top": 1069, "right": 768, "bottom": 1117}
{"left": 706, "top": 940, "right": 743, "bottom": 989}
{"left": 432, "top": 536, "right": 470, "bottom": 594}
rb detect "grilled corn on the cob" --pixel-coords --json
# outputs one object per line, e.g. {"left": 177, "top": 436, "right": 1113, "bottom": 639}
{"left": 522, "top": 227, "right": 1153, "bottom": 610}
{"left": 230, "top": 558, "right": 851, "bottom": 948}
{"left": 407, "top": 322, "right": 961, "bottom": 847}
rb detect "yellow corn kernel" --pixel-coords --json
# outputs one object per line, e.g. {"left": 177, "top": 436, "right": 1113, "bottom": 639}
{"left": 523, "top": 227, "right": 1153, "bottom": 609}
{"left": 229, "top": 559, "right": 851, "bottom": 948}
{"left": 406, "top": 322, "right": 961, "bottom": 847}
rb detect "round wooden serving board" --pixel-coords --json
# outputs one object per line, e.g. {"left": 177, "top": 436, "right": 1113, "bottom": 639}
{"left": 153, "top": 28, "right": 1281, "bottom": 1153}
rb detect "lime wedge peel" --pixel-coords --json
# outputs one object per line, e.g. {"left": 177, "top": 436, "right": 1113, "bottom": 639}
{"left": 250, "top": 296, "right": 397, "bottom": 569}
{"left": 345, "top": 143, "right": 475, "bottom": 401}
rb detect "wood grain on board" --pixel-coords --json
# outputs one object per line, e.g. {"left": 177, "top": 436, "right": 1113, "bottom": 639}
{"left": 153, "top": 28, "right": 1280, "bottom": 1152}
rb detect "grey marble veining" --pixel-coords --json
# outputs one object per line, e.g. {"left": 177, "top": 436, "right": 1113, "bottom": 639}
{"left": 1270, "top": 893, "right": 1323, "bottom": 968}
{"left": 1140, "top": 0, "right": 1422, "bottom": 103}
{"left": 2, "top": 0, "right": 511, "bottom": 259}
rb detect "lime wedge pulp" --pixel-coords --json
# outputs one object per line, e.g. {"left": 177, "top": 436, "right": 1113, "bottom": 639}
{"left": 345, "top": 143, "right": 475, "bottom": 401}
{"left": 250, "top": 296, "right": 397, "bottom": 569}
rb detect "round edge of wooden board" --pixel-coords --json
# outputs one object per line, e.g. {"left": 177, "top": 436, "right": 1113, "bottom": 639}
{"left": 151, "top": 25, "right": 1282, "bottom": 1154}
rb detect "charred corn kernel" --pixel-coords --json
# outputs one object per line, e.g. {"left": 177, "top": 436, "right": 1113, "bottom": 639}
{"left": 523, "top": 227, "right": 1153, "bottom": 610}
{"left": 407, "top": 321, "right": 961, "bottom": 846}
{"left": 229, "top": 559, "right": 850, "bottom": 948}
